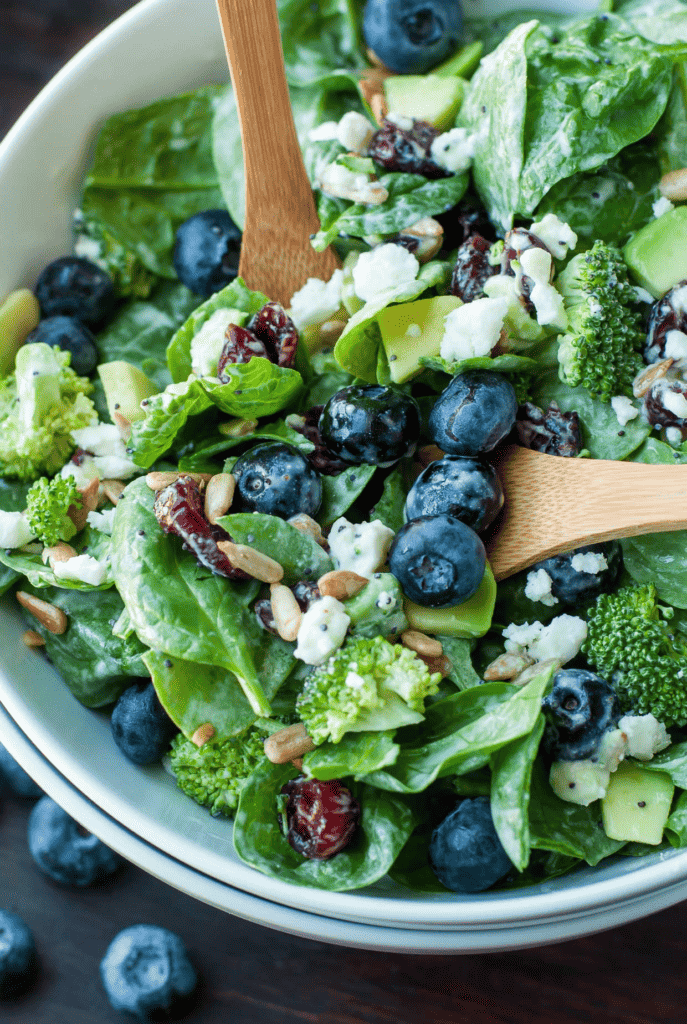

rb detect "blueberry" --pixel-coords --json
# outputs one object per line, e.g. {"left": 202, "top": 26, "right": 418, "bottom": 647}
{"left": 429, "top": 797, "right": 511, "bottom": 893}
{"left": 0, "top": 910, "right": 37, "bottom": 997}
{"left": 405, "top": 455, "right": 503, "bottom": 533}
{"left": 542, "top": 668, "right": 621, "bottom": 762}
{"left": 28, "top": 796, "right": 122, "bottom": 887}
{"left": 100, "top": 924, "right": 197, "bottom": 1021}
{"left": 0, "top": 742, "right": 42, "bottom": 799}
{"left": 388, "top": 513, "right": 485, "bottom": 607}
{"left": 533, "top": 542, "right": 621, "bottom": 608}
{"left": 363, "top": 0, "right": 463, "bottom": 74}
{"left": 173, "top": 209, "right": 241, "bottom": 297}
{"left": 25, "top": 315, "right": 98, "bottom": 375}
{"left": 35, "top": 256, "right": 116, "bottom": 328}
{"left": 232, "top": 442, "right": 322, "bottom": 519}
{"left": 111, "top": 682, "right": 178, "bottom": 766}
{"left": 428, "top": 370, "right": 517, "bottom": 457}
{"left": 319, "top": 385, "right": 421, "bottom": 467}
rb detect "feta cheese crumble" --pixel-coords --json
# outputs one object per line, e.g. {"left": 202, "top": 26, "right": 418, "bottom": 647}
{"left": 318, "top": 162, "right": 387, "bottom": 205}
{"left": 429, "top": 128, "right": 475, "bottom": 174}
{"left": 190, "top": 308, "right": 244, "bottom": 377}
{"left": 328, "top": 517, "right": 395, "bottom": 579}
{"left": 611, "top": 395, "right": 639, "bottom": 426}
{"left": 352, "top": 245, "right": 419, "bottom": 303}
{"left": 524, "top": 568, "right": 558, "bottom": 607}
{"left": 337, "top": 111, "right": 375, "bottom": 154}
{"left": 87, "top": 508, "right": 117, "bottom": 535}
{"left": 652, "top": 195, "right": 675, "bottom": 218}
{"left": 53, "top": 553, "right": 108, "bottom": 586}
{"left": 440, "top": 296, "right": 509, "bottom": 362}
{"left": 518, "top": 248, "right": 568, "bottom": 330}
{"left": 530, "top": 213, "right": 578, "bottom": 260}
{"left": 503, "top": 614, "right": 588, "bottom": 665}
{"left": 63, "top": 423, "right": 138, "bottom": 482}
{"left": 633, "top": 286, "right": 655, "bottom": 304}
{"left": 663, "top": 387, "right": 687, "bottom": 420}
{"left": 570, "top": 551, "right": 608, "bottom": 575}
{"left": 664, "top": 330, "right": 687, "bottom": 363}
{"left": 294, "top": 596, "right": 351, "bottom": 666}
{"left": 0, "top": 511, "right": 35, "bottom": 549}
{"left": 618, "top": 714, "right": 671, "bottom": 760}
{"left": 288, "top": 270, "right": 344, "bottom": 330}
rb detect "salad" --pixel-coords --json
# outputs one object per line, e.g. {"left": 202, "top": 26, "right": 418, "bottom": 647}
{"left": 2, "top": 0, "right": 687, "bottom": 897}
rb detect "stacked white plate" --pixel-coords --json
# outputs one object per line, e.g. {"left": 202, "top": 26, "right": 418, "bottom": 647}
{"left": 2, "top": 0, "right": 687, "bottom": 954}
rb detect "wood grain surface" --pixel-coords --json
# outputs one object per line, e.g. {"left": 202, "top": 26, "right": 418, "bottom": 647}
{"left": 1, "top": 4, "right": 686, "bottom": 1023}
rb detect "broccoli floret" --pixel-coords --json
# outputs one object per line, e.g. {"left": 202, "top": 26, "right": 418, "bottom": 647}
{"left": 583, "top": 583, "right": 687, "bottom": 727}
{"left": 24, "top": 476, "right": 82, "bottom": 547}
{"left": 556, "top": 241, "right": 645, "bottom": 402}
{"left": 296, "top": 635, "right": 441, "bottom": 746}
{"left": 0, "top": 342, "right": 97, "bottom": 481}
{"left": 169, "top": 722, "right": 273, "bottom": 817}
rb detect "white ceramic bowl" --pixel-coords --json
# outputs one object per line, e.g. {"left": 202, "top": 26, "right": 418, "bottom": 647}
{"left": 1, "top": 0, "right": 685, "bottom": 951}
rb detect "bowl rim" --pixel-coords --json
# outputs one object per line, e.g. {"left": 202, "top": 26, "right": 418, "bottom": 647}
{"left": 2, "top": 0, "right": 687, "bottom": 932}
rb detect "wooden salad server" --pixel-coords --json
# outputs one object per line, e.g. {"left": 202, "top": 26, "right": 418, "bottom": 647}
{"left": 215, "top": 0, "right": 340, "bottom": 307}
{"left": 487, "top": 445, "right": 687, "bottom": 581}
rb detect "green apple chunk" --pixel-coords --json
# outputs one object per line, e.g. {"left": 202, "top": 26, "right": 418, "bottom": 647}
{"left": 98, "top": 360, "right": 159, "bottom": 424}
{"left": 383, "top": 75, "right": 467, "bottom": 132}
{"left": 601, "top": 760, "right": 674, "bottom": 845}
{"left": 404, "top": 562, "right": 496, "bottom": 638}
{"left": 624, "top": 205, "right": 687, "bottom": 298}
{"left": 0, "top": 288, "right": 40, "bottom": 376}
{"left": 378, "top": 294, "right": 462, "bottom": 383}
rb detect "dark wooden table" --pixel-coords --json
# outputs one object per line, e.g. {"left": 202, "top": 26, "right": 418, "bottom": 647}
{"left": 0, "top": 3, "right": 685, "bottom": 1022}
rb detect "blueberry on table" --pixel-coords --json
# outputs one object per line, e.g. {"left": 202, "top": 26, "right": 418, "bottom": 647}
{"left": 429, "top": 797, "right": 512, "bottom": 893}
{"left": 34, "top": 256, "right": 116, "bottom": 328}
{"left": 428, "top": 370, "right": 518, "bottom": 457}
{"left": 173, "top": 209, "right": 241, "bottom": 297}
{"left": 25, "top": 315, "right": 98, "bottom": 376}
{"left": 0, "top": 910, "right": 37, "bottom": 997}
{"left": 533, "top": 542, "right": 621, "bottom": 607}
{"left": 542, "top": 668, "right": 621, "bottom": 762}
{"left": 405, "top": 455, "right": 504, "bottom": 532}
{"left": 232, "top": 442, "right": 322, "bottom": 519}
{"left": 388, "top": 512, "right": 486, "bottom": 607}
{"left": 319, "top": 385, "right": 421, "bottom": 467}
{"left": 111, "top": 681, "right": 178, "bottom": 766}
{"left": 100, "top": 924, "right": 197, "bottom": 1021}
{"left": 363, "top": 0, "right": 463, "bottom": 74}
{"left": 27, "top": 796, "right": 122, "bottom": 887}
{"left": 0, "top": 742, "right": 42, "bottom": 799}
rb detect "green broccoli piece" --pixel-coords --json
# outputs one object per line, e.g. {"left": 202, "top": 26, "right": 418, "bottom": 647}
{"left": 24, "top": 476, "right": 82, "bottom": 547}
{"left": 556, "top": 240, "right": 645, "bottom": 402}
{"left": 169, "top": 722, "right": 272, "bottom": 817}
{"left": 0, "top": 342, "right": 97, "bottom": 481}
{"left": 296, "top": 635, "right": 441, "bottom": 746}
{"left": 583, "top": 583, "right": 687, "bottom": 727}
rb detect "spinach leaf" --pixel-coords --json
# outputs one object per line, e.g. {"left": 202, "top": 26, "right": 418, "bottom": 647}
{"left": 0, "top": 526, "right": 113, "bottom": 592}
{"left": 233, "top": 760, "right": 415, "bottom": 891}
{"left": 629, "top": 436, "right": 687, "bottom": 464}
{"left": 20, "top": 584, "right": 147, "bottom": 708}
{"left": 666, "top": 791, "right": 687, "bottom": 848}
{"left": 370, "top": 466, "right": 406, "bottom": 533}
{"left": 440, "top": 636, "right": 482, "bottom": 691}
{"left": 334, "top": 260, "right": 450, "bottom": 382}
{"left": 277, "top": 0, "right": 364, "bottom": 86}
{"left": 621, "top": 532, "right": 687, "bottom": 609}
{"left": 320, "top": 464, "right": 376, "bottom": 529}
{"left": 111, "top": 477, "right": 295, "bottom": 715}
{"left": 305, "top": 348, "right": 355, "bottom": 408}
{"left": 656, "top": 64, "right": 687, "bottom": 173}
{"left": 420, "top": 354, "right": 538, "bottom": 377}
{"left": 177, "top": 418, "right": 315, "bottom": 473}
{"left": 618, "top": 0, "right": 687, "bottom": 43}
{"left": 528, "top": 760, "right": 625, "bottom": 865}
{"left": 302, "top": 731, "right": 400, "bottom": 781}
{"left": 641, "top": 742, "right": 687, "bottom": 788}
{"left": 128, "top": 379, "right": 213, "bottom": 468}
{"left": 0, "top": 479, "right": 30, "bottom": 596}
{"left": 361, "top": 666, "right": 553, "bottom": 794}
{"left": 490, "top": 716, "right": 545, "bottom": 871}
{"left": 218, "top": 513, "right": 333, "bottom": 583}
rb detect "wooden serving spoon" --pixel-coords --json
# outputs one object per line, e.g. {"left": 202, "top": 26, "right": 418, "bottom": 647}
{"left": 215, "top": 0, "right": 687, "bottom": 584}
{"left": 215, "top": 0, "right": 340, "bottom": 307}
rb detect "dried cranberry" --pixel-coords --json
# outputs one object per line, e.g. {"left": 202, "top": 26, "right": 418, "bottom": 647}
{"left": 645, "top": 281, "right": 687, "bottom": 363}
{"left": 367, "top": 118, "right": 448, "bottom": 179}
{"left": 153, "top": 475, "right": 247, "bottom": 580}
{"left": 280, "top": 777, "right": 360, "bottom": 860}
{"left": 255, "top": 597, "right": 278, "bottom": 635}
{"left": 450, "top": 234, "right": 498, "bottom": 304}
{"left": 644, "top": 377, "right": 687, "bottom": 432}
{"left": 255, "top": 581, "right": 320, "bottom": 635}
{"left": 291, "top": 581, "right": 321, "bottom": 611}
{"left": 218, "top": 325, "right": 269, "bottom": 378}
{"left": 69, "top": 446, "right": 92, "bottom": 466}
{"left": 290, "top": 406, "right": 349, "bottom": 476}
{"left": 515, "top": 402, "right": 582, "bottom": 458}
{"left": 248, "top": 301, "right": 299, "bottom": 369}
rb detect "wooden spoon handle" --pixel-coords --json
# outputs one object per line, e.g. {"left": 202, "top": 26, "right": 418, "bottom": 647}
{"left": 487, "top": 446, "right": 687, "bottom": 580}
{"left": 215, "top": 0, "right": 340, "bottom": 305}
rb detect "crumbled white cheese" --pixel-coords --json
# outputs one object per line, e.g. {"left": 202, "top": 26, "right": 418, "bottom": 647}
{"left": 86, "top": 508, "right": 117, "bottom": 535}
{"left": 440, "top": 296, "right": 509, "bottom": 362}
{"left": 524, "top": 568, "right": 558, "bottom": 607}
{"left": 73, "top": 235, "right": 104, "bottom": 265}
{"left": 663, "top": 387, "right": 687, "bottom": 420}
{"left": 518, "top": 248, "right": 568, "bottom": 330}
{"left": 53, "top": 553, "right": 108, "bottom": 586}
{"left": 352, "top": 244, "right": 419, "bottom": 303}
{"left": 328, "top": 517, "right": 395, "bottom": 579}
{"left": 670, "top": 284, "right": 687, "bottom": 314}
{"left": 337, "top": 111, "right": 375, "bottom": 154}
{"left": 618, "top": 714, "right": 671, "bottom": 761}
{"left": 664, "top": 330, "right": 687, "bottom": 363}
{"left": 67, "top": 423, "right": 137, "bottom": 481}
{"left": 571, "top": 551, "right": 608, "bottom": 575}
{"left": 596, "top": 728, "right": 628, "bottom": 773}
{"left": 429, "top": 128, "right": 475, "bottom": 174}
{"left": 549, "top": 760, "right": 610, "bottom": 806}
{"left": 653, "top": 195, "right": 675, "bottom": 218}
{"left": 308, "top": 120, "right": 340, "bottom": 142}
{"left": 386, "top": 112, "right": 413, "bottom": 130}
{"left": 503, "top": 614, "right": 588, "bottom": 666}
{"left": 611, "top": 395, "right": 639, "bottom": 426}
{"left": 60, "top": 456, "right": 100, "bottom": 489}
{"left": 294, "top": 595, "right": 350, "bottom": 666}
{"left": 633, "top": 286, "right": 655, "bottom": 304}
{"left": 666, "top": 426, "right": 684, "bottom": 446}
{"left": 318, "top": 161, "right": 385, "bottom": 204}
{"left": 191, "top": 308, "right": 244, "bottom": 378}
{"left": 288, "top": 270, "right": 344, "bottom": 330}
{"left": 0, "top": 511, "right": 35, "bottom": 549}
{"left": 529, "top": 213, "right": 578, "bottom": 260}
